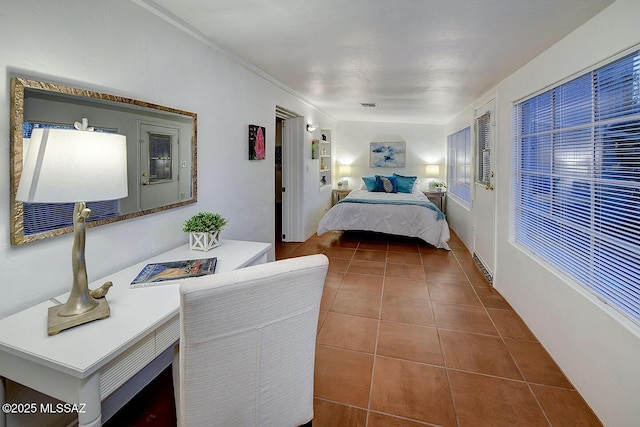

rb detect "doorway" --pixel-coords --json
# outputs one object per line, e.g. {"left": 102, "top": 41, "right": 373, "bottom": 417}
{"left": 472, "top": 98, "right": 496, "bottom": 282}
{"left": 275, "top": 117, "right": 284, "bottom": 245}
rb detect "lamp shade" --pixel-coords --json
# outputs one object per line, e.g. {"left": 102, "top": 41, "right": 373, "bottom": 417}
{"left": 425, "top": 164, "right": 440, "bottom": 178}
{"left": 339, "top": 164, "right": 352, "bottom": 176}
{"left": 16, "top": 128, "right": 128, "bottom": 203}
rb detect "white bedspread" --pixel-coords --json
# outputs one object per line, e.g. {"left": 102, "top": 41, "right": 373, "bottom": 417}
{"left": 317, "top": 189, "right": 451, "bottom": 249}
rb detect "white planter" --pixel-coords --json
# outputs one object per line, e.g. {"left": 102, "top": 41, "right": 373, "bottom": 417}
{"left": 189, "top": 231, "right": 221, "bottom": 251}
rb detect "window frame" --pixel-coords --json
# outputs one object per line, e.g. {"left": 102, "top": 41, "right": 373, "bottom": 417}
{"left": 447, "top": 126, "right": 472, "bottom": 208}
{"left": 512, "top": 47, "right": 640, "bottom": 325}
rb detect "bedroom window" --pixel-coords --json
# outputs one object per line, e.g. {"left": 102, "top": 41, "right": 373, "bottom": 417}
{"left": 513, "top": 49, "right": 640, "bottom": 324}
{"left": 476, "top": 112, "right": 492, "bottom": 185}
{"left": 447, "top": 126, "right": 471, "bottom": 207}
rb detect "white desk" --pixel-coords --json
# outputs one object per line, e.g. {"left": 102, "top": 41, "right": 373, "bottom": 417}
{"left": 0, "top": 240, "right": 271, "bottom": 427}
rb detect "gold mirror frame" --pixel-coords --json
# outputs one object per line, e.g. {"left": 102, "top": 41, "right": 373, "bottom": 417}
{"left": 10, "top": 77, "right": 198, "bottom": 245}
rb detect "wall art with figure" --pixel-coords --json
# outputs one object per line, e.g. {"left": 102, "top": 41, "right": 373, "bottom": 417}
{"left": 249, "top": 124, "right": 266, "bottom": 160}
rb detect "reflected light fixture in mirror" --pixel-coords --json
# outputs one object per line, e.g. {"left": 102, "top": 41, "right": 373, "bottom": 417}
{"left": 16, "top": 123, "right": 127, "bottom": 335}
{"left": 10, "top": 76, "right": 198, "bottom": 245}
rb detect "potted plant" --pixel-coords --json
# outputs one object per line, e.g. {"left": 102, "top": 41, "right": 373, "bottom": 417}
{"left": 183, "top": 211, "right": 228, "bottom": 251}
{"left": 432, "top": 181, "right": 447, "bottom": 192}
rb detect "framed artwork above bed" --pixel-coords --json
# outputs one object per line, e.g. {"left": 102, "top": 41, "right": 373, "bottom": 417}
{"left": 370, "top": 141, "right": 406, "bottom": 167}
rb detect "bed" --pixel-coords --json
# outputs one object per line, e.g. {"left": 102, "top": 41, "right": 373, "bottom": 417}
{"left": 317, "top": 175, "right": 451, "bottom": 250}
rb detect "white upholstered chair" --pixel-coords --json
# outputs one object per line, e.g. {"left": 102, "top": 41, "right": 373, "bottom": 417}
{"left": 173, "top": 254, "right": 329, "bottom": 427}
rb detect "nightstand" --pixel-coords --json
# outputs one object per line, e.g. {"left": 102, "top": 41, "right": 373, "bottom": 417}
{"left": 423, "top": 190, "right": 446, "bottom": 213}
{"left": 332, "top": 188, "right": 352, "bottom": 205}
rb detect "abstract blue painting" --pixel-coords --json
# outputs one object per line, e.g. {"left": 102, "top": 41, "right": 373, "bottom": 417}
{"left": 369, "top": 141, "right": 406, "bottom": 167}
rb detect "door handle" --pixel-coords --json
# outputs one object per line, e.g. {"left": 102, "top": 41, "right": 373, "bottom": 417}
{"left": 485, "top": 183, "right": 494, "bottom": 191}
{"left": 142, "top": 181, "right": 150, "bottom": 186}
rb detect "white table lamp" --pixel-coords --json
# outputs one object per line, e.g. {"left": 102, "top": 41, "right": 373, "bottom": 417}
{"left": 16, "top": 121, "right": 127, "bottom": 335}
{"left": 339, "top": 164, "right": 351, "bottom": 188}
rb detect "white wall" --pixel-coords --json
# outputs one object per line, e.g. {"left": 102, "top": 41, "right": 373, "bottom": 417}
{"left": 0, "top": 0, "right": 334, "bottom": 317}
{"left": 447, "top": 1, "right": 640, "bottom": 425}
{"left": 335, "top": 121, "right": 446, "bottom": 191}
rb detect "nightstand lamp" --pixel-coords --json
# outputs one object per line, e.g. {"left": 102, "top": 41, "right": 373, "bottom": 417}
{"left": 16, "top": 119, "right": 127, "bottom": 335}
{"left": 425, "top": 164, "right": 440, "bottom": 188}
{"left": 339, "top": 164, "right": 352, "bottom": 188}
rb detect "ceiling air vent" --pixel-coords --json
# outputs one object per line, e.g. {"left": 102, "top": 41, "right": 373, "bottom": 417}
{"left": 360, "top": 103, "right": 377, "bottom": 108}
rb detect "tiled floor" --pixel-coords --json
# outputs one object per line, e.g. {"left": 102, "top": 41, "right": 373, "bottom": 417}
{"left": 278, "top": 230, "right": 602, "bottom": 427}
{"left": 106, "top": 230, "right": 602, "bottom": 426}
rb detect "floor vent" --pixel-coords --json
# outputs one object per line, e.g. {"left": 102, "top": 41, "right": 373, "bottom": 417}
{"left": 472, "top": 253, "right": 493, "bottom": 284}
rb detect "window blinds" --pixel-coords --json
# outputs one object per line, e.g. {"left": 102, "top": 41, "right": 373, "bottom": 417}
{"left": 513, "top": 49, "right": 640, "bottom": 324}
{"left": 447, "top": 127, "right": 471, "bottom": 206}
{"left": 476, "top": 113, "right": 492, "bottom": 184}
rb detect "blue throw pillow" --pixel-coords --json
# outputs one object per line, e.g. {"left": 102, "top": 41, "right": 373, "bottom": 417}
{"left": 374, "top": 175, "right": 397, "bottom": 193}
{"left": 393, "top": 173, "right": 417, "bottom": 193}
{"left": 362, "top": 176, "right": 377, "bottom": 191}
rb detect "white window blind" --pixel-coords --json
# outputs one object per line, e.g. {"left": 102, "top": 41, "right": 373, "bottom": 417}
{"left": 513, "top": 49, "right": 640, "bottom": 324}
{"left": 476, "top": 112, "right": 491, "bottom": 184}
{"left": 447, "top": 127, "right": 471, "bottom": 206}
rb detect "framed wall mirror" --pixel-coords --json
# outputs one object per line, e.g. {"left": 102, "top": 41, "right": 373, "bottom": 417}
{"left": 10, "top": 77, "right": 198, "bottom": 245}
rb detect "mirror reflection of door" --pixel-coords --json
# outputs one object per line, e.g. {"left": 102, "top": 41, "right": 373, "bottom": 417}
{"left": 140, "top": 123, "right": 181, "bottom": 210}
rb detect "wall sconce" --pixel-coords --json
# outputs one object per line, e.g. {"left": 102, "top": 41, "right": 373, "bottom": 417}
{"left": 306, "top": 123, "right": 319, "bottom": 132}
{"left": 16, "top": 119, "right": 128, "bottom": 335}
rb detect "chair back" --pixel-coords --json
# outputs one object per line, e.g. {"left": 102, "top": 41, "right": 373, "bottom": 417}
{"left": 174, "top": 254, "right": 328, "bottom": 427}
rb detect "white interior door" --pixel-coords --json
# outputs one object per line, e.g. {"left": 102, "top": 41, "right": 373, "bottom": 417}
{"left": 281, "top": 116, "right": 305, "bottom": 241}
{"left": 472, "top": 99, "right": 496, "bottom": 280}
{"left": 139, "top": 123, "right": 180, "bottom": 211}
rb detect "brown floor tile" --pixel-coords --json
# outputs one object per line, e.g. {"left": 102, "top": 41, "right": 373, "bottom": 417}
{"left": 380, "top": 295, "right": 435, "bottom": 326}
{"left": 367, "top": 412, "right": 430, "bottom": 427}
{"left": 383, "top": 277, "right": 429, "bottom": 299}
{"left": 323, "top": 271, "right": 344, "bottom": 289}
{"left": 377, "top": 321, "right": 443, "bottom": 365}
{"left": 313, "top": 399, "right": 367, "bottom": 427}
{"left": 348, "top": 259, "right": 386, "bottom": 276}
{"left": 530, "top": 384, "right": 603, "bottom": 427}
{"left": 386, "top": 263, "right": 426, "bottom": 280}
{"left": 433, "top": 302, "right": 498, "bottom": 335}
{"left": 323, "top": 247, "right": 356, "bottom": 260}
{"left": 475, "top": 286, "right": 512, "bottom": 309}
{"left": 330, "top": 289, "right": 382, "bottom": 318}
{"left": 449, "top": 370, "right": 548, "bottom": 427}
{"left": 428, "top": 282, "right": 481, "bottom": 306}
{"left": 317, "top": 311, "right": 327, "bottom": 333}
{"left": 440, "top": 330, "right": 523, "bottom": 379}
{"left": 386, "top": 251, "right": 422, "bottom": 265}
{"left": 422, "top": 254, "right": 461, "bottom": 269}
{"left": 314, "top": 345, "right": 374, "bottom": 408}
{"left": 504, "top": 339, "right": 573, "bottom": 388}
{"left": 370, "top": 356, "right": 456, "bottom": 426}
{"left": 358, "top": 240, "right": 388, "bottom": 251}
{"left": 328, "top": 258, "right": 351, "bottom": 274}
{"left": 355, "top": 249, "right": 387, "bottom": 262}
{"left": 387, "top": 240, "right": 420, "bottom": 253}
{"left": 486, "top": 308, "right": 537, "bottom": 341}
{"left": 425, "top": 267, "right": 468, "bottom": 283}
{"left": 320, "top": 287, "right": 337, "bottom": 312}
{"left": 340, "top": 273, "right": 384, "bottom": 294}
{"left": 316, "top": 312, "right": 378, "bottom": 353}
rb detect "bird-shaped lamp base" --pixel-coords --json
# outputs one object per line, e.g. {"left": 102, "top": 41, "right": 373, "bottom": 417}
{"left": 47, "top": 202, "right": 112, "bottom": 336}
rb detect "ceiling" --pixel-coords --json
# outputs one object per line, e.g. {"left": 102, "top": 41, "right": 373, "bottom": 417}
{"left": 142, "top": 0, "right": 614, "bottom": 124}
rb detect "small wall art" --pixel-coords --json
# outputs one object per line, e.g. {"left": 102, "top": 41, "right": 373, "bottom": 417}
{"left": 311, "top": 139, "right": 319, "bottom": 159}
{"left": 370, "top": 141, "right": 406, "bottom": 167}
{"left": 248, "top": 124, "right": 266, "bottom": 160}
